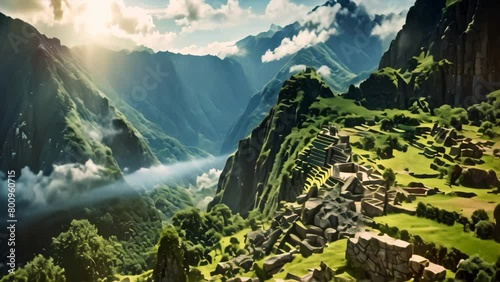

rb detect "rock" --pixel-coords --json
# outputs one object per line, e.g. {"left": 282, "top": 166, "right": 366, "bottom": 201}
{"left": 233, "top": 255, "right": 254, "bottom": 272}
{"left": 305, "top": 225, "right": 324, "bottom": 236}
{"left": 294, "top": 221, "right": 307, "bottom": 239}
{"left": 409, "top": 254, "right": 429, "bottom": 275}
{"left": 422, "top": 262, "right": 446, "bottom": 281}
{"left": 296, "top": 194, "right": 308, "bottom": 204}
{"left": 461, "top": 168, "right": 500, "bottom": 188}
{"left": 324, "top": 228, "right": 338, "bottom": 242}
{"left": 263, "top": 252, "right": 295, "bottom": 276}
{"left": 301, "top": 198, "right": 323, "bottom": 225}
{"left": 299, "top": 239, "right": 323, "bottom": 257}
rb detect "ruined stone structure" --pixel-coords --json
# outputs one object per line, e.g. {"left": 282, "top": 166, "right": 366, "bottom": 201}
{"left": 346, "top": 232, "right": 447, "bottom": 281}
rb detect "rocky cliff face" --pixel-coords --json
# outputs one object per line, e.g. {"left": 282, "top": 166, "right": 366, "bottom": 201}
{"left": 347, "top": 0, "right": 500, "bottom": 109}
{"left": 210, "top": 69, "right": 334, "bottom": 216}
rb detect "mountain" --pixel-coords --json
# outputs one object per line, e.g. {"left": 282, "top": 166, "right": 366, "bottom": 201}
{"left": 0, "top": 13, "right": 205, "bottom": 174}
{"left": 221, "top": 0, "right": 394, "bottom": 153}
{"left": 210, "top": 68, "right": 376, "bottom": 216}
{"left": 74, "top": 45, "right": 253, "bottom": 154}
{"left": 345, "top": 0, "right": 500, "bottom": 109}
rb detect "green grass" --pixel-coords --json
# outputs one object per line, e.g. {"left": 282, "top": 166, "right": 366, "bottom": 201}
{"left": 375, "top": 214, "right": 500, "bottom": 263}
{"left": 274, "top": 239, "right": 349, "bottom": 279}
{"left": 402, "top": 193, "right": 498, "bottom": 219}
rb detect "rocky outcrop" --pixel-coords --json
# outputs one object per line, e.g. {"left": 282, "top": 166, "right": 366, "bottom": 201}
{"left": 210, "top": 69, "right": 335, "bottom": 216}
{"left": 346, "top": 0, "right": 500, "bottom": 109}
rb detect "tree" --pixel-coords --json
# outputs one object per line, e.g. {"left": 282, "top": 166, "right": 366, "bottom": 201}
{"left": 456, "top": 255, "right": 496, "bottom": 281}
{"left": 51, "top": 219, "right": 119, "bottom": 282}
{"left": 0, "top": 255, "right": 65, "bottom": 282}
{"left": 383, "top": 168, "right": 396, "bottom": 188}
{"left": 475, "top": 220, "right": 495, "bottom": 240}
{"left": 471, "top": 209, "right": 489, "bottom": 226}
{"left": 416, "top": 202, "right": 427, "bottom": 217}
{"left": 153, "top": 227, "right": 186, "bottom": 282}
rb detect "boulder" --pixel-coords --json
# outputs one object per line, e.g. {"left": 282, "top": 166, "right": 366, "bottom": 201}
{"left": 299, "top": 239, "right": 323, "bottom": 257}
{"left": 233, "top": 255, "right": 254, "bottom": 272}
{"left": 263, "top": 252, "right": 295, "bottom": 276}
{"left": 324, "top": 228, "right": 338, "bottom": 242}
{"left": 461, "top": 168, "right": 500, "bottom": 188}
{"left": 301, "top": 198, "right": 323, "bottom": 225}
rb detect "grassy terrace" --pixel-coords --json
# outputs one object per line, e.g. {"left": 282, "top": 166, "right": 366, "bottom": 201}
{"left": 375, "top": 214, "right": 500, "bottom": 263}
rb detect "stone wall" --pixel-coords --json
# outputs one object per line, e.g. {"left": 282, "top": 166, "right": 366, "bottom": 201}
{"left": 346, "top": 232, "right": 446, "bottom": 281}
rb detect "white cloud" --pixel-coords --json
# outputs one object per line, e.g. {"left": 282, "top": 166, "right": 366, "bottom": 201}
{"left": 317, "top": 65, "right": 331, "bottom": 78}
{"left": 371, "top": 13, "right": 407, "bottom": 40}
{"left": 264, "top": 0, "right": 310, "bottom": 26}
{"left": 161, "top": 0, "right": 254, "bottom": 33}
{"left": 261, "top": 4, "right": 341, "bottom": 63}
{"left": 353, "top": 0, "right": 414, "bottom": 15}
{"left": 195, "top": 168, "right": 221, "bottom": 191}
{"left": 3, "top": 160, "right": 111, "bottom": 207}
{"left": 262, "top": 28, "right": 336, "bottom": 62}
{"left": 173, "top": 41, "right": 240, "bottom": 58}
{"left": 289, "top": 64, "right": 307, "bottom": 73}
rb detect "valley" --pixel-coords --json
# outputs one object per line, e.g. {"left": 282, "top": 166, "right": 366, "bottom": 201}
{"left": 0, "top": 0, "right": 499, "bottom": 281}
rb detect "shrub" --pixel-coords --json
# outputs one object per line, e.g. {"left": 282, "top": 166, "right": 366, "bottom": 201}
{"left": 0, "top": 255, "right": 65, "bottom": 282}
{"left": 416, "top": 202, "right": 427, "bottom": 217}
{"left": 456, "top": 255, "right": 496, "bottom": 282}
{"left": 361, "top": 135, "right": 376, "bottom": 150}
{"left": 471, "top": 209, "right": 489, "bottom": 226}
{"left": 475, "top": 221, "right": 495, "bottom": 239}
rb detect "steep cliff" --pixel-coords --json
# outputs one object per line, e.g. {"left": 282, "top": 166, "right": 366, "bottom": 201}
{"left": 346, "top": 0, "right": 500, "bottom": 109}
{"left": 210, "top": 69, "right": 335, "bottom": 216}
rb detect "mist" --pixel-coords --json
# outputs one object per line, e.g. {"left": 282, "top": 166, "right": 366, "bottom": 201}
{"left": 0, "top": 155, "right": 229, "bottom": 225}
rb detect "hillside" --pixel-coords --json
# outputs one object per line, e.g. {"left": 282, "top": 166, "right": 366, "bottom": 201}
{"left": 0, "top": 13, "right": 205, "bottom": 175}
{"left": 74, "top": 45, "right": 253, "bottom": 154}
{"left": 221, "top": 0, "right": 392, "bottom": 153}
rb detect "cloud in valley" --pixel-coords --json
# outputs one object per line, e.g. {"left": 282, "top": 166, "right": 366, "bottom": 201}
{"left": 317, "top": 65, "right": 331, "bottom": 78}
{"left": 195, "top": 168, "right": 222, "bottom": 191}
{"left": 261, "top": 4, "right": 341, "bottom": 62}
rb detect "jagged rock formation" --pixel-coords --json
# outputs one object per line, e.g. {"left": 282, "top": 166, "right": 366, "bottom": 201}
{"left": 210, "top": 69, "right": 335, "bottom": 216}
{"left": 346, "top": 0, "right": 500, "bottom": 109}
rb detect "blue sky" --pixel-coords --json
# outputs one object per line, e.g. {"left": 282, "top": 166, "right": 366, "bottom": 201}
{"left": 0, "top": 0, "right": 414, "bottom": 56}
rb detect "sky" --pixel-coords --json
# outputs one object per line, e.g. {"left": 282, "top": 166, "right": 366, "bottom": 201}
{"left": 0, "top": 0, "right": 415, "bottom": 57}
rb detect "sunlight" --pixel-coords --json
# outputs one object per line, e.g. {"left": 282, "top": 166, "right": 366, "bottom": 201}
{"left": 80, "top": 0, "right": 112, "bottom": 36}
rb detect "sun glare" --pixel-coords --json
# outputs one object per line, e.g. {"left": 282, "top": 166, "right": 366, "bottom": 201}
{"left": 80, "top": 0, "right": 112, "bottom": 36}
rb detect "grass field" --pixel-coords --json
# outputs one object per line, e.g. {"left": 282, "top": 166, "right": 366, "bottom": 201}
{"left": 273, "top": 239, "right": 349, "bottom": 279}
{"left": 402, "top": 193, "right": 498, "bottom": 219}
{"left": 375, "top": 214, "right": 500, "bottom": 263}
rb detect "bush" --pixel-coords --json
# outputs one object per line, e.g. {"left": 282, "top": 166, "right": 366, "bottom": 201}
{"left": 475, "top": 221, "right": 495, "bottom": 239}
{"left": 155, "top": 227, "right": 186, "bottom": 282}
{"left": 456, "top": 255, "right": 497, "bottom": 282}
{"left": 434, "top": 104, "right": 469, "bottom": 128}
{"left": 0, "top": 255, "right": 65, "bottom": 282}
{"left": 361, "top": 135, "right": 376, "bottom": 150}
{"left": 472, "top": 209, "right": 489, "bottom": 226}
{"left": 416, "top": 202, "right": 427, "bottom": 217}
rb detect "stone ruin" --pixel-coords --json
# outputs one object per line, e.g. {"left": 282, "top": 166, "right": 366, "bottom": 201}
{"left": 346, "top": 232, "right": 446, "bottom": 281}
